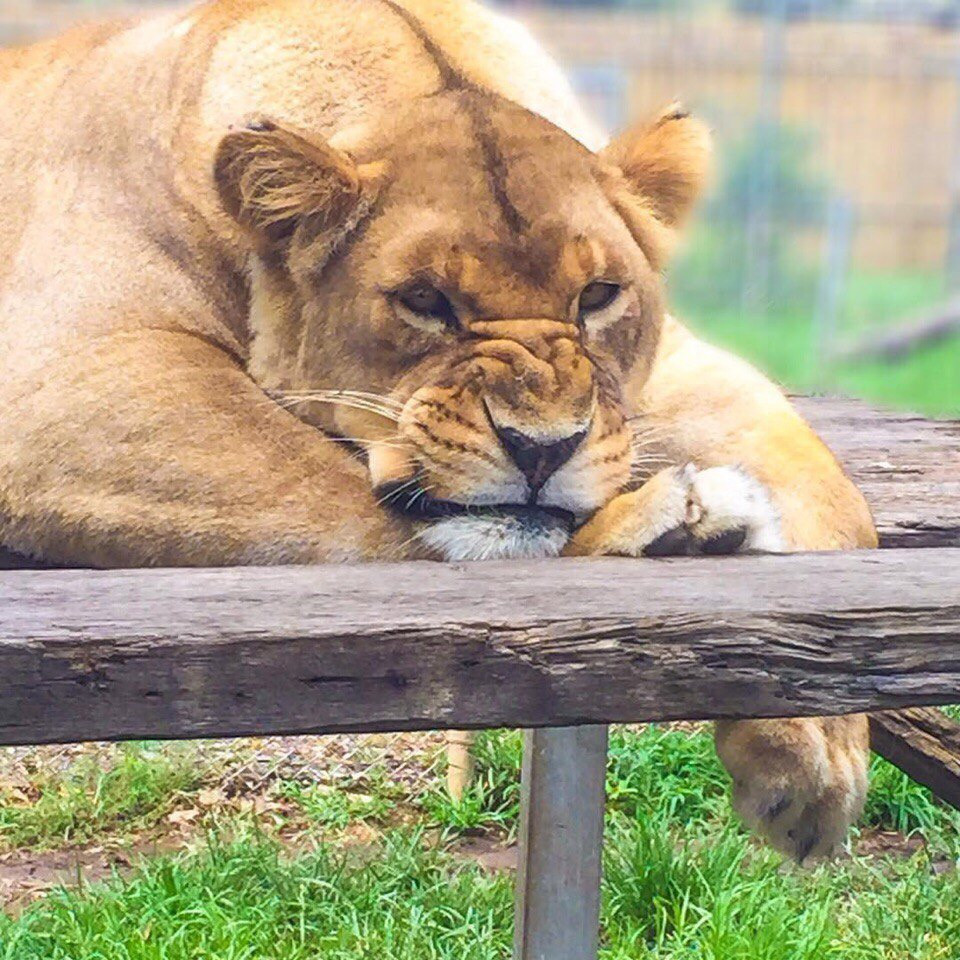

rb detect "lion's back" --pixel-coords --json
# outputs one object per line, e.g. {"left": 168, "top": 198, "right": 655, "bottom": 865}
{"left": 395, "top": 0, "right": 603, "bottom": 148}
{"left": 0, "top": 0, "right": 601, "bottom": 358}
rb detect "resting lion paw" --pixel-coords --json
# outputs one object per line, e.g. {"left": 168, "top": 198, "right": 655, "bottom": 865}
{"left": 567, "top": 464, "right": 783, "bottom": 558}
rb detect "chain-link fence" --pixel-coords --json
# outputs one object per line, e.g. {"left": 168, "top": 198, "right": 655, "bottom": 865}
{"left": 517, "top": 0, "right": 960, "bottom": 378}
{"left": 0, "top": 733, "right": 447, "bottom": 808}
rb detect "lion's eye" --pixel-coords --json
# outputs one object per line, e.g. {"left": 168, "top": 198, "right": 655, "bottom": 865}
{"left": 577, "top": 281, "right": 621, "bottom": 316}
{"left": 397, "top": 283, "right": 457, "bottom": 326}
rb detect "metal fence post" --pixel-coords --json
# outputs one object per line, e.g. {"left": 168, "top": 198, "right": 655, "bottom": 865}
{"left": 513, "top": 725, "right": 609, "bottom": 960}
{"left": 814, "top": 193, "right": 854, "bottom": 375}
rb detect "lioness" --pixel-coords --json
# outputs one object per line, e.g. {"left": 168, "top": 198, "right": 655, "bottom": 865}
{"left": 0, "top": 0, "right": 875, "bottom": 861}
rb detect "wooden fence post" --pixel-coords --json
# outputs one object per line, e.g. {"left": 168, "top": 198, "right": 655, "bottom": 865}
{"left": 513, "top": 725, "right": 609, "bottom": 960}
{"left": 445, "top": 729, "right": 476, "bottom": 800}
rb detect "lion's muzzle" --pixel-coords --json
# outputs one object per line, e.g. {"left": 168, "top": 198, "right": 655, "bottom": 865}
{"left": 371, "top": 316, "right": 630, "bottom": 545}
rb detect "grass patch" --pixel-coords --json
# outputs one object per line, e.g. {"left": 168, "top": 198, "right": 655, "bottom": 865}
{"left": 5, "top": 727, "right": 959, "bottom": 856}
{"left": 605, "top": 725, "right": 729, "bottom": 824}
{"left": 4, "top": 807, "right": 960, "bottom": 960}
{"left": 280, "top": 781, "right": 395, "bottom": 830}
{"left": 675, "top": 269, "right": 960, "bottom": 418}
{"left": 865, "top": 753, "right": 960, "bottom": 845}
{"left": 2, "top": 728, "right": 960, "bottom": 956}
{"left": 0, "top": 830, "right": 512, "bottom": 960}
{"left": 419, "top": 730, "right": 522, "bottom": 838}
{"left": 0, "top": 743, "right": 204, "bottom": 852}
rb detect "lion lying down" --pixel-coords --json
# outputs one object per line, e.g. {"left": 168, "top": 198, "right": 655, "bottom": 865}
{"left": 0, "top": 0, "right": 875, "bottom": 861}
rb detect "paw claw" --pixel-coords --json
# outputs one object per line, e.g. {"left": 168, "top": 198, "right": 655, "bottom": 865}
{"left": 789, "top": 827, "right": 820, "bottom": 865}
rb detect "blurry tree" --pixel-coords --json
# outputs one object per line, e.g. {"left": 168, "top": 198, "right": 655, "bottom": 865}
{"left": 670, "top": 121, "right": 829, "bottom": 316}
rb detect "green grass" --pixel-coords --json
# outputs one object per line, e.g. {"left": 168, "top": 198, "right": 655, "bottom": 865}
{"left": 0, "top": 743, "right": 204, "bottom": 852}
{"left": 418, "top": 730, "right": 522, "bottom": 838}
{"left": 0, "top": 831, "right": 513, "bottom": 960}
{"left": 279, "top": 782, "right": 395, "bottom": 830}
{"left": 3, "top": 726, "right": 960, "bottom": 957}
{"left": 674, "top": 270, "right": 960, "bottom": 418}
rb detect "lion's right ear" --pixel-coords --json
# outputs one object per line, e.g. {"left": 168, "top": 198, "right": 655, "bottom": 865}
{"left": 214, "top": 117, "right": 382, "bottom": 256}
{"left": 601, "top": 104, "right": 712, "bottom": 232}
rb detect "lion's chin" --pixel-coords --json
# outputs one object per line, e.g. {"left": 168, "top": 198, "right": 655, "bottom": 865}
{"left": 417, "top": 508, "right": 572, "bottom": 562}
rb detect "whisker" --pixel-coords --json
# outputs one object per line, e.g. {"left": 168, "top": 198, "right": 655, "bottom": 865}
{"left": 276, "top": 394, "right": 402, "bottom": 422}
{"left": 376, "top": 473, "right": 427, "bottom": 507}
{"left": 396, "top": 527, "right": 431, "bottom": 557}
{"left": 272, "top": 387, "right": 404, "bottom": 406}
{"left": 270, "top": 399, "right": 399, "bottom": 422}
{"left": 327, "top": 436, "right": 408, "bottom": 450}
{"left": 627, "top": 452, "right": 670, "bottom": 463}
{"left": 405, "top": 483, "right": 435, "bottom": 510}
{"left": 269, "top": 389, "right": 405, "bottom": 421}
{"left": 628, "top": 425, "right": 674, "bottom": 443}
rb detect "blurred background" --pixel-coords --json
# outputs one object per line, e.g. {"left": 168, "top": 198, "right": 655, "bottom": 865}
{"left": 2, "top": 0, "right": 958, "bottom": 415}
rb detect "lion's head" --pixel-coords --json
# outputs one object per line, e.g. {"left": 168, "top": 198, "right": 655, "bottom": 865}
{"left": 214, "top": 88, "right": 709, "bottom": 560}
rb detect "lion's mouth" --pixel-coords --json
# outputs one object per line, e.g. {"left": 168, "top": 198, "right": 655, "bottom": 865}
{"left": 376, "top": 482, "right": 576, "bottom": 531}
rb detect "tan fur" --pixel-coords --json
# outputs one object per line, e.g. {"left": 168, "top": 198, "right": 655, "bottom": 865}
{"left": 0, "top": 0, "right": 875, "bottom": 860}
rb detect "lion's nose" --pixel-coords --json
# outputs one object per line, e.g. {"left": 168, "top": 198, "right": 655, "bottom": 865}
{"left": 494, "top": 424, "right": 587, "bottom": 494}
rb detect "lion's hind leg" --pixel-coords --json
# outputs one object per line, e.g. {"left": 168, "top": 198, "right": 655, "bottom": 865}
{"left": 715, "top": 715, "right": 869, "bottom": 863}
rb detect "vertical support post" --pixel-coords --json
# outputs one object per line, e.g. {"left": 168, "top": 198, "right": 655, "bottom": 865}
{"left": 742, "top": 0, "right": 786, "bottom": 316}
{"left": 513, "top": 725, "right": 608, "bottom": 960}
{"left": 944, "top": 15, "right": 960, "bottom": 293}
{"left": 445, "top": 729, "right": 476, "bottom": 801}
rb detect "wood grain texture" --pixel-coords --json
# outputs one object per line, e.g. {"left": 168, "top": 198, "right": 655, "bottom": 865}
{"left": 1, "top": 548, "right": 958, "bottom": 745}
{"left": 870, "top": 709, "right": 960, "bottom": 809}
{"left": 795, "top": 397, "right": 959, "bottom": 549}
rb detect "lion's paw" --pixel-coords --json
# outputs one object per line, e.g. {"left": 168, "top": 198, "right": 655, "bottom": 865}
{"left": 687, "top": 464, "right": 783, "bottom": 553}
{"left": 565, "top": 463, "right": 784, "bottom": 558}
{"left": 716, "top": 717, "right": 869, "bottom": 863}
{"left": 643, "top": 464, "right": 783, "bottom": 557}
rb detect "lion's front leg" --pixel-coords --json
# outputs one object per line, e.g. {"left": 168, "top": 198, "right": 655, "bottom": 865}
{"left": 0, "top": 329, "right": 414, "bottom": 567}
{"left": 565, "top": 463, "right": 783, "bottom": 558}
{"left": 566, "top": 465, "right": 869, "bottom": 862}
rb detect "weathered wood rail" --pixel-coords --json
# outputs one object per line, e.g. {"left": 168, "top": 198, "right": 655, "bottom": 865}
{"left": 795, "top": 397, "right": 959, "bottom": 549}
{"left": 0, "top": 395, "right": 957, "bottom": 960}
{"left": 1, "top": 548, "right": 958, "bottom": 745}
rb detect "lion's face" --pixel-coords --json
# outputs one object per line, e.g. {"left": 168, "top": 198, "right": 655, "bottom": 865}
{"left": 215, "top": 91, "right": 709, "bottom": 559}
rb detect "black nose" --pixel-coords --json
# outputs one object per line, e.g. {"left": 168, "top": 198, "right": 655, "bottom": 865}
{"left": 495, "top": 425, "right": 587, "bottom": 493}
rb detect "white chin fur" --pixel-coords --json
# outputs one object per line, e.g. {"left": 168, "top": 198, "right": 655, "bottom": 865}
{"left": 419, "top": 514, "right": 570, "bottom": 562}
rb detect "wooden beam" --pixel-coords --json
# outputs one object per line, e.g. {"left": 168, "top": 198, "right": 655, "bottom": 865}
{"left": 794, "top": 397, "right": 959, "bottom": 549}
{"left": 1, "top": 547, "right": 958, "bottom": 745}
{"left": 870, "top": 709, "right": 960, "bottom": 810}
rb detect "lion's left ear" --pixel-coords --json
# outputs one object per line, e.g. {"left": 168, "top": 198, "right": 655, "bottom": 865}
{"left": 601, "top": 103, "right": 712, "bottom": 231}
{"left": 214, "top": 116, "right": 384, "bottom": 261}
